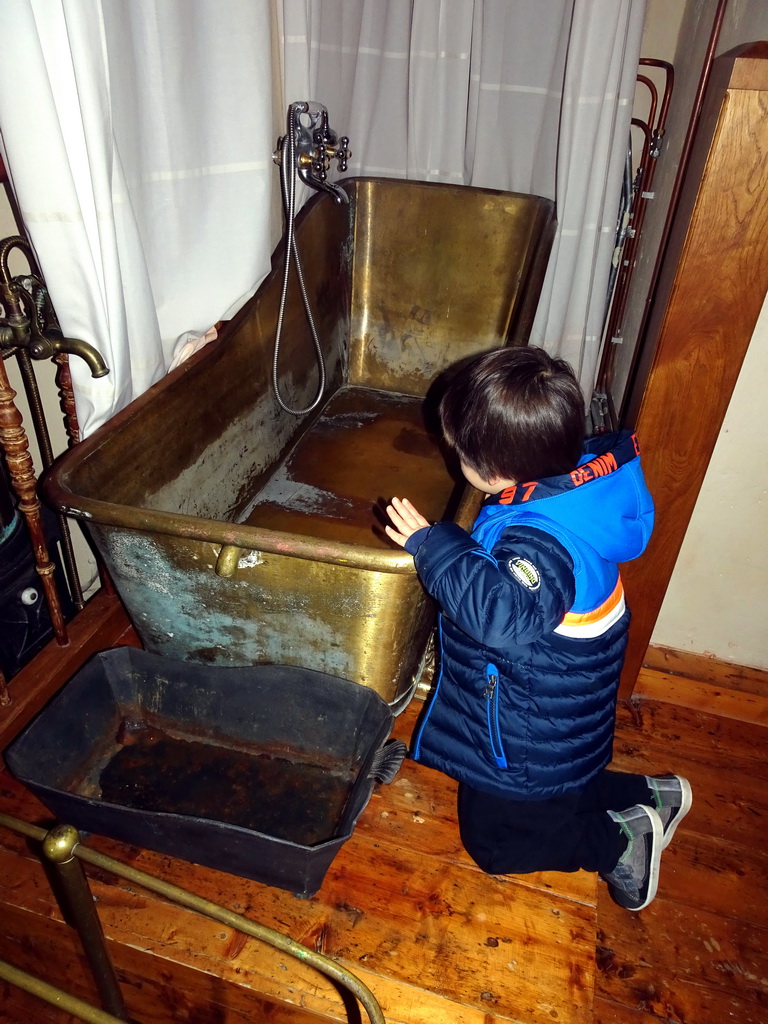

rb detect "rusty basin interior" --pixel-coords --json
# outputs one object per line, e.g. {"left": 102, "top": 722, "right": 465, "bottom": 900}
{"left": 46, "top": 177, "right": 555, "bottom": 707}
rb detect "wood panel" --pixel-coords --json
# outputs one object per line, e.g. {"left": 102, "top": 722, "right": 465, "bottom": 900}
{"left": 597, "top": 895, "right": 768, "bottom": 1024}
{"left": 595, "top": 696, "right": 768, "bottom": 1023}
{"left": 0, "top": 698, "right": 598, "bottom": 1024}
{"left": 634, "top": 668, "right": 768, "bottom": 725}
{"left": 0, "top": 897, "right": 334, "bottom": 1024}
{"left": 593, "top": 1000, "right": 655, "bottom": 1024}
{"left": 643, "top": 643, "right": 768, "bottom": 698}
{"left": 2, "top": 664, "right": 767, "bottom": 1023}
{"left": 3, "top": 604, "right": 767, "bottom": 1023}
{"left": 620, "top": 42, "right": 768, "bottom": 696}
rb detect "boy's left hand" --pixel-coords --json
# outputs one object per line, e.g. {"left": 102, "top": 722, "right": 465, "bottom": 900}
{"left": 385, "top": 497, "right": 431, "bottom": 548}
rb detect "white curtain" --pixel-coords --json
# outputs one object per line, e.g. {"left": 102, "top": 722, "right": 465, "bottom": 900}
{"left": 277, "top": 0, "right": 646, "bottom": 393}
{"left": 0, "top": 0, "right": 275, "bottom": 435}
{"left": 0, "top": 0, "right": 644, "bottom": 434}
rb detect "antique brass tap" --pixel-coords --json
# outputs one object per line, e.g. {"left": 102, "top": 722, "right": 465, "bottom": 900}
{"left": 273, "top": 101, "right": 350, "bottom": 205}
{"left": 0, "top": 235, "right": 109, "bottom": 378}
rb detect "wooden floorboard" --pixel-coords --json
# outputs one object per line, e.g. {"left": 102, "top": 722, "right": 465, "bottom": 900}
{"left": 643, "top": 643, "right": 768, "bottom": 698}
{"left": 634, "top": 667, "right": 768, "bottom": 725}
{"left": 0, "top": 698, "right": 597, "bottom": 1024}
{"left": 595, "top": 697, "right": 768, "bottom": 1023}
{"left": 0, "top": 610, "right": 766, "bottom": 1023}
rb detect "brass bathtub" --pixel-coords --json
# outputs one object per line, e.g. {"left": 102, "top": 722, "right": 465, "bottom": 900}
{"left": 46, "top": 177, "right": 555, "bottom": 706}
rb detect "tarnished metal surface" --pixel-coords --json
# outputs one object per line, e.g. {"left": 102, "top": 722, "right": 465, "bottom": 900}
{"left": 46, "top": 177, "right": 555, "bottom": 704}
{"left": 346, "top": 179, "right": 555, "bottom": 396}
{"left": 89, "top": 524, "right": 439, "bottom": 701}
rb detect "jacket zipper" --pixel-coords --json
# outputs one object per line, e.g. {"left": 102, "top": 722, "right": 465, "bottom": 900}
{"left": 484, "top": 663, "right": 508, "bottom": 768}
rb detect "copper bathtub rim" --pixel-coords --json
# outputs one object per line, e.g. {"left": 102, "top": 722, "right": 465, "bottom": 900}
{"left": 45, "top": 473, "right": 482, "bottom": 574}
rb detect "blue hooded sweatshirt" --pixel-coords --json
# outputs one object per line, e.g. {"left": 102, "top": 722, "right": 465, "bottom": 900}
{"left": 408, "top": 430, "right": 654, "bottom": 800}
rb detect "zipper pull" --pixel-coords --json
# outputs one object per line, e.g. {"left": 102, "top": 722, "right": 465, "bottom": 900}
{"left": 483, "top": 664, "right": 499, "bottom": 698}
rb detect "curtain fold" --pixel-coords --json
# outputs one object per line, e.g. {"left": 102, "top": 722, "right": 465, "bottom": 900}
{"left": 1, "top": 0, "right": 645, "bottom": 430}
{"left": 278, "top": 0, "right": 646, "bottom": 394}
{"left": 0, "top": 0, "right": 275, "bottom": 435}
{"left": 528, "top": 0, "right": 648, "bottom": 387}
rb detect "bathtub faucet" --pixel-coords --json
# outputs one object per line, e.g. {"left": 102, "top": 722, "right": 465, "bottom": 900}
{"left": 274, "top": 101, "right": 350, "bottom": 205}
{"left": 270, "top": 102, "right": 350, "bottom": 415}
{"left": 25, "top": 332, "right": 110, "bottom": 378}
{"left": 0, "top": 236, "right": 109, "bottom": 378}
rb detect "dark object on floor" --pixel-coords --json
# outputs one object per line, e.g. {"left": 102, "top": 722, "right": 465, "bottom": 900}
{"left": 6, "top": 647, "right": 405, "bottom": 895}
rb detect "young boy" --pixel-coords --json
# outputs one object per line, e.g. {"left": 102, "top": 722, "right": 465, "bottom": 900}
{"left": 384, "top": 346, "right": 691, "bottom": 911}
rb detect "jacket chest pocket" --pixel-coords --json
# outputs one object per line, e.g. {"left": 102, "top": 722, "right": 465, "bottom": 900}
{"left": 483, "top": 663, "right": 508, "bottom": 768}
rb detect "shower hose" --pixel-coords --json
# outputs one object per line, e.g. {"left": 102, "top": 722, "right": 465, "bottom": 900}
{"left": 272, "top": 102, "right": 327, "bottom": 416}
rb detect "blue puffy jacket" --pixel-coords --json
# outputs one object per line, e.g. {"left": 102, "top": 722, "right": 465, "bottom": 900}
{"left": 408, "top": 431, "right": 654, "bottom": 800}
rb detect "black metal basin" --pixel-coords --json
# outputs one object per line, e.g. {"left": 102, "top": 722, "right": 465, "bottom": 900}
{"left": 6, "top": 647, "right": 405, "bottom": 895}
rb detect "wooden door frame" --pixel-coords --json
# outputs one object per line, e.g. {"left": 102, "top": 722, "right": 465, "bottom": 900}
{"left": 619, "top": 42, "right": 768, "bottom": 697}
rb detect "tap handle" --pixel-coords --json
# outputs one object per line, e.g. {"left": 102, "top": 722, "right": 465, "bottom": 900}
{"left": 336, "top": 137, "right": 351, "bottom": 173}
{"left": 276, "top": 103, "right": 350, "bottom": 201}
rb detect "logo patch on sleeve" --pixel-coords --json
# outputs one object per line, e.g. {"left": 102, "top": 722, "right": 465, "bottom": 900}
{"left": 507, "top": 557, "right": 541, "bottom": 591}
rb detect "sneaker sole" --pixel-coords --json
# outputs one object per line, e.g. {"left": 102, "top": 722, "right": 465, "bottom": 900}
{"left": 638, "top": 808, "right": 664, "bottom": 910}
{"left": 662, "top": 776, "right": 693, "bottom": 850}
{"left": 611, "top": 807, "right": 664, "bottom": 912}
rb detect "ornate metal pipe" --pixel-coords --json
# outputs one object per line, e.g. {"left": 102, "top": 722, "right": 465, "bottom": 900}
{"left": 0, "top": 235, "right": 105, "bottom": 615}
{"left": 0, "top": 353, "right": 67, "bottom": 643}
{"left": 0, "top": 235, "right": 109, "bottom": 377}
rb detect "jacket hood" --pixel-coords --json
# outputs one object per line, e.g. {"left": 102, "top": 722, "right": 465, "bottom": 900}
{"left": 473, "top": 430, "right": 654, "bottom": 564}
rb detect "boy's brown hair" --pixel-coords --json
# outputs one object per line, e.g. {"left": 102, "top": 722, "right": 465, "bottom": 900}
{"left": 438, "top": 346, "right": 585, "bottom": 483}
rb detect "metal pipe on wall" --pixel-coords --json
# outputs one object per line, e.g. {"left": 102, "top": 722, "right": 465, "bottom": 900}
{"left": 621, "top": 0, "right": 729, "bottom": 425}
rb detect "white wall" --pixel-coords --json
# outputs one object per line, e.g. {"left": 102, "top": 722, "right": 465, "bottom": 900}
{"left": 653, "top": 295, "right": 768, "bottom": 668}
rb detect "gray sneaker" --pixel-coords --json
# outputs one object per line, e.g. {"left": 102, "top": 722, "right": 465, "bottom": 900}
{"left": 602, "top": 804, "right": 664, "bottom": 911}
{"left": 645, "top": 774, "right": 692, "bottom": 849}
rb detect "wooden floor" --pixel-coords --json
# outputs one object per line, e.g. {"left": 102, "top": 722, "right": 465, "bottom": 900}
{"left": 595, "top": 692, "right": 768, "bottom": 1023}
{"left": 1, "top": 594, "right": 766, "bottom": 1023}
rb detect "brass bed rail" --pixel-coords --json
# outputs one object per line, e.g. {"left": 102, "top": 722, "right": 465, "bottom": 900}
{"left": 0, "top": 958, "right": 127, "bottom": 1024}
{"left": 0, "top": 810, "right": 385, "bottom": 1024}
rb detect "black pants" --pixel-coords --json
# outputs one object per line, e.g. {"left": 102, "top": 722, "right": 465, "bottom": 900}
{"left": 458, "top": 769, "right": 654, "bottom": 876}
